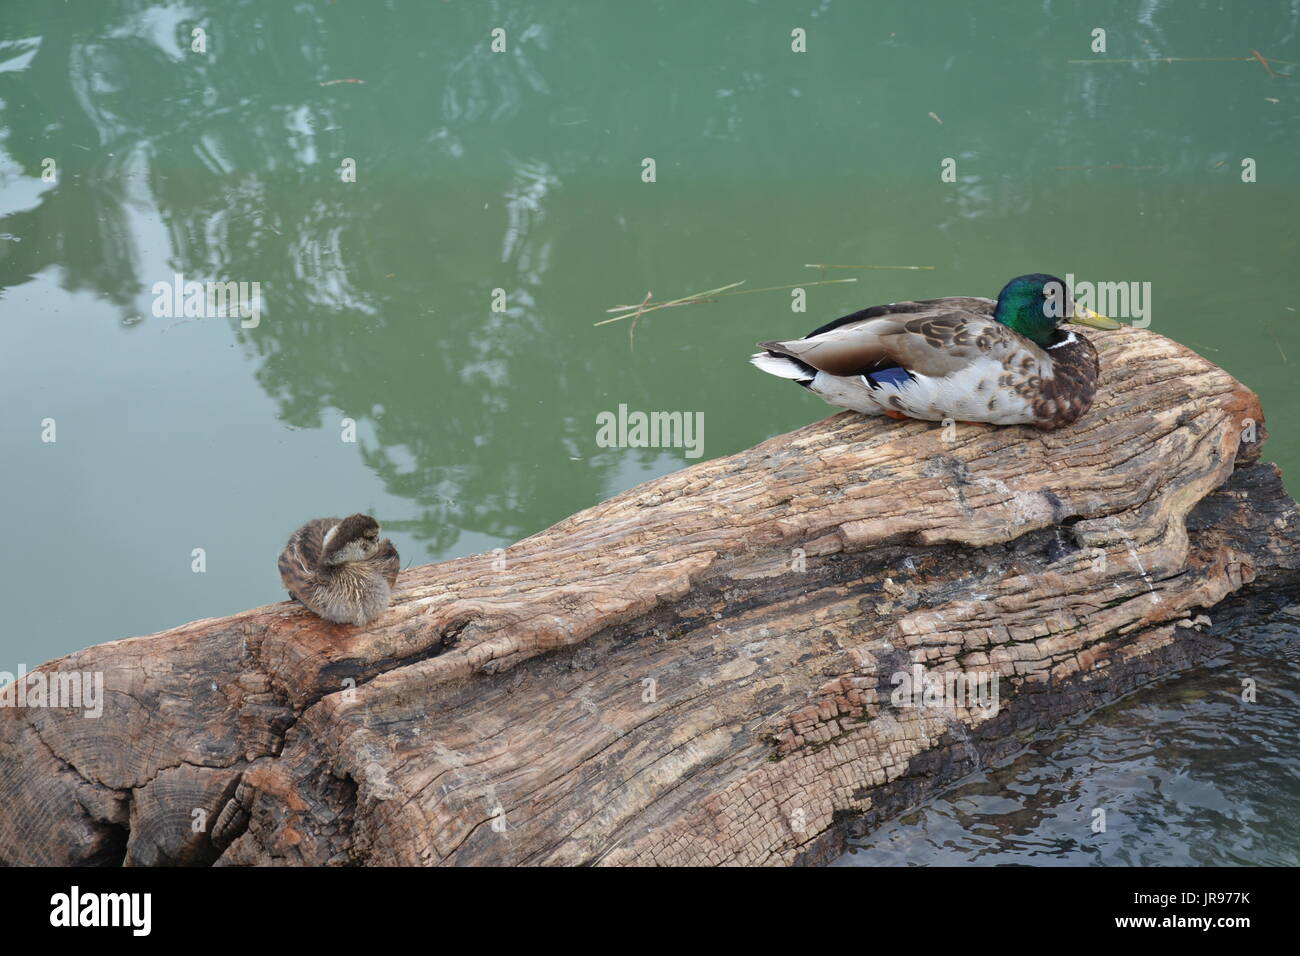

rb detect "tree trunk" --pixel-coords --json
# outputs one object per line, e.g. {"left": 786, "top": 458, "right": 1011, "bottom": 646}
{"left": 2, "top": 328, "right": 1297, "bottom": 866}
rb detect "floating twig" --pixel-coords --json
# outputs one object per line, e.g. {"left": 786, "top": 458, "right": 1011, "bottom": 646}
{"left": 1068, "top": 53, "right": 1297, "bottom": 74}
{"left": 715, "top": 278, "right": 857, "bottom": 297}
{"left": 597, "top": 278, "right": 859, "bottom": 330}
{"left": 599, "top": 281, "right": 746, "bottom": 324}
{"left": 804, "top": 263, "right": 935, "bottom": 270}
{"left": 1070, "top": 56, "right": 1249, "bottom": 63}
{"left": 627, "top": 290, "right": 652, "bottom": 351}
{"left": 1250, "top": 49, "right": 1280, "bottom": 78}
{"left": 1053, "top": 164, "right": 1167, "bottom": 170}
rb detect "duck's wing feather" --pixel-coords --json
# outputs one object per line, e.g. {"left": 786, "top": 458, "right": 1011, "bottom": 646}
{"left": 278, "top": 517, "right": 339, "bottom": 598}
{"left": 759, "top": 298, "right": 1049, "bottom": 379}
{"left": 803, "top": 296, "right": 996, "bottom": 338}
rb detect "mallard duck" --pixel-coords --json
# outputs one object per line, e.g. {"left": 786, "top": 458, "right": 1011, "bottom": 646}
{"left": 278, "top": 514, "right": 400, "bottom": 626}
{"left": 751, "top": 274, "right": 1121, "bottom": 430}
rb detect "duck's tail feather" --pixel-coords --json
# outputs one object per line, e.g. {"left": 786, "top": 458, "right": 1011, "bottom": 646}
{"left": 751, "top": 351, "right": 816, "bottom": 384}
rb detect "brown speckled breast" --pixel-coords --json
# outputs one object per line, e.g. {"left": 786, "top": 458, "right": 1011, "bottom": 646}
{"left": 1032, "top": 333, "right": 1101, "bottom": 430}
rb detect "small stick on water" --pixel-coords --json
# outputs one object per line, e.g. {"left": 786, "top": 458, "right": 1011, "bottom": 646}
{"left": 804, "top": 263, "right": 935, "bottom": 270}
{"left": 605, "top": 282, "right": 743, "bottom": 313}
{"left": 1250, "top": 49, "right": 1280, "bottom": 78}
{"left": 1068, "top": 53, "right": 1297, "bottom": 71}
{"left": 628, "top": 290, "right": 652, "bottom": 351}
{"left": 597, "top": 278, "right": 859, "bottom": 334}
{"left": 598, "top": 281, "right": 746, "bottom": 325}
{"left": 607, "top": 297, "right": 724, "bottom": 311}
{"left": 1053, "top": 164, "right": 1168, "bottom": 170}
{"left": 1069, "top": 56, "right": 1252, "bottom": 64}
{"left": 717, "top": 278, "right": 858, "bottom": 297}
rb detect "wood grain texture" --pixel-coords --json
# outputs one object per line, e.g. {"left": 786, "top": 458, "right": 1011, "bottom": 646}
{"left": 1, "top": 327, "right": 1297, "bottom": 866}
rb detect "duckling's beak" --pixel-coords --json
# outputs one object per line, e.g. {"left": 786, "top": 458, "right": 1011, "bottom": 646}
{"left": 1069, "top": 306, "right": 1122, "bottom": 330}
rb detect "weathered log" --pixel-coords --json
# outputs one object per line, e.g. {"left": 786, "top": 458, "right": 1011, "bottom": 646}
{"left": 2, "top": 328, "right": 1297, "bottom": 866}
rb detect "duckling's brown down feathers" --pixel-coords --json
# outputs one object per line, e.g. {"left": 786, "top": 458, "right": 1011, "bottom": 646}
{"left": 278, "top": 517, "right": 400, "bottom": 625}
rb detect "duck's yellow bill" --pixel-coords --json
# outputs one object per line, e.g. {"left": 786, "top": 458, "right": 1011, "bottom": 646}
{"left": 1069, "top": 306, "right": 1122, "bottom": 330}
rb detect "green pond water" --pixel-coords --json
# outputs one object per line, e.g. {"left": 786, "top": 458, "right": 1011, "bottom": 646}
{"left": 1, "top": 1, "right": 1297, "bottom": 864}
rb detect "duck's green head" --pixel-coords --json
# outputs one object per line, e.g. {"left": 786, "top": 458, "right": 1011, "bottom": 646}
{"left": 994, "top": 273, "right": 1121, "bottom": 346}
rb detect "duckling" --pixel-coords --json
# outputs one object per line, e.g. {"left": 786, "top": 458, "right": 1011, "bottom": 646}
{"left": 752, "top": 274, "right": 1121, "bottom": 430}
{"left": 278, "top": 514, "right": 400, "bottom": 626}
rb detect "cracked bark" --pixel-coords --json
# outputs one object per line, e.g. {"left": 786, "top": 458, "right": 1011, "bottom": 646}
{"left": 1, "top": 328, "right": 1297, "bottom": 866}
